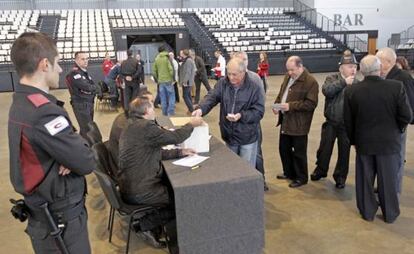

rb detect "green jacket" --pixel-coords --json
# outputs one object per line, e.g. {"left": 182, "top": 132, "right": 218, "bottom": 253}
{"left": 152, "top": 51, "right": 173, "bottom": 83}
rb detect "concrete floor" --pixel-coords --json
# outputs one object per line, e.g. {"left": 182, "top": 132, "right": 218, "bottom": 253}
{"left": 0, "top": 73, "right": 413, "bottom": 254}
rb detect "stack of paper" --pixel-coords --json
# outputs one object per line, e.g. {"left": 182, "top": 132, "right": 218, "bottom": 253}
{"left": 173, "top": 154, "right": 209, "bottom": 167}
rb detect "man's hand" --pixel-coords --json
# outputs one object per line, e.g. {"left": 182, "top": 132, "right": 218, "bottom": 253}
{"left": 190, "top": 116, "right": 204, "bottom": 127}
{"left": 345, "top": 75, "right": 355, "bottom": 85}
{"left": 279, "top": 103, "right": 289, "bottom": 112}
{"left": 182, "top": 148, "right": 197, "bottom": 156}
{"left": 59, "top": 165, "right": 71, "bottom": 176}
{"left": 226, "top": 113, "right": 241, "bottom": 122}
{"left": 272, "top": 108, "right": 279, "bottom": 115}
{"left": 125, "top": 76, "right": 132, "bottom": 81}
{"left": 192, "top": 109, "right": 202, "bottom": 117}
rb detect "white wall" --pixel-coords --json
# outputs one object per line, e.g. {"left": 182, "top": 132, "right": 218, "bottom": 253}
{"left": 314, "top": 0, "right": 414, "bottom": 48}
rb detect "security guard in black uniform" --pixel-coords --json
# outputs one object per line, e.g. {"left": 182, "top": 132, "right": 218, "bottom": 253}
{"left": 8, "top": 32, "right": 96, "bottom": 253}
{"left": 65, "top": 51, "right": 96, "bottom": 139}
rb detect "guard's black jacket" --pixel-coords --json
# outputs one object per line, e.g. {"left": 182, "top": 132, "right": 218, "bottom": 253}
{"left": 65, "top": 64, "right": 96, "bottom": 103}
{"left": 8, "top": 85, "right": 96, "bottom": 209}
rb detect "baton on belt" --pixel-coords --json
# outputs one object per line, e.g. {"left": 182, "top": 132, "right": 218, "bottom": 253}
{"left": 39, "top": 203, "right": 69, "bottom": 254}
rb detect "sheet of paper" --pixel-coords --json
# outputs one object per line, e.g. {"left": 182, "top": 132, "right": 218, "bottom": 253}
{"left": 173, "top": 154, "right": 209, "bottom": 167}
{"left": 182, "top": 124, "right": 210, "bottom": 153}
{"left": 170, "top": 117, "right": 191, "bottom": 126}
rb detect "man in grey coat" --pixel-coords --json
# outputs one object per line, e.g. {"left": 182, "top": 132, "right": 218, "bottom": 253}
{"left": 179, "top": 49, "right": 196, "bottom": 113}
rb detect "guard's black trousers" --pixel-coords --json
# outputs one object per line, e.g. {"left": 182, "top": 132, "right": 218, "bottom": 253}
{"left": 71, "top": 101, "right": 94, "bottom": 140}
{"left": 313, "top": 121, "right": 350, "bottom": 184}
{"left": 27, "top": 208, "right": 90, "bottom": 254}
{"left": 356, "top": 153, "right": 400, "bottom": 223}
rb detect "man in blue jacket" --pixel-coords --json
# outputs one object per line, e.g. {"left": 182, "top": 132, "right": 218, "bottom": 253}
{"left": 192, "top": 57, "right": 265, "bottom": 167}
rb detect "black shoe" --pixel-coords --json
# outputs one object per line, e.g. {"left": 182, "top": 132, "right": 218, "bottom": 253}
{"left": 289, "top": 180, "right": 307, "bottom": 188}
{"left": 136, "top": 231, "right": 167, "bottom": 249}
{"left": 310, "top": 172, "right": 327, "bottom": 181}
{"left": 264, "top": 182, "right": 269, "bottom": 192}
{"left": 335, "top": 182, "right": 345, "bottom": 189}
{"left": 154, "top": 104, "right": 160, "bottom": 108}
{"left": 276, "top": 174, "right": 289, "bottom": 180}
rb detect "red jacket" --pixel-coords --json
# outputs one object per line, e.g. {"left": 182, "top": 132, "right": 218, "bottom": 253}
{"left": 257, "top": 61, "right": 269, "bottom": 77}
{"left": 102, "top": 59, "right": 114, "bottom": 77}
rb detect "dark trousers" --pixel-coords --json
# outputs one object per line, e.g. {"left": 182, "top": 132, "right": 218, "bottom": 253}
{"left": 194, "top": 73, "right": 211, "bottom": 104}
{"left": 27, "top": 208, "right": 91, "bottom": 254}
{"left": 106, "top": 79, "right": 119, "bottom": 107}
{"left": 123, "top": 80, "right": 140, "bottom": 112}
{"left": 182, "top": 86, "right": 194, "bottom": 112}
{"left": 314, "top": 121, "right": 350, "bottom": 184}
{"left": 256, "top": 124, "right": 265, "bottom": 180}
{"left": 154, "top": 83, "right": 160, "bottom": 106}
{"left": 71, "top": 101, "right": 94, "bottom": 140}
{"left": 279, "top": 133, "right": 308, "bottom": 183}
{"left": 260, "top": 76, "right": 267, "bottom": 93}
{"left": 356, "top": 153, "right": 400, "bottom": 223}
{"left": 173, "top": 82, "right": 180, "bottom": 103}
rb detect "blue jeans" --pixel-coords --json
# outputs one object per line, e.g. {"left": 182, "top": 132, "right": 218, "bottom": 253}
{"left": 182, "top": 86, "right": 193, "bottom": 112}
{"left": 227, "top": 141, "right": 258, "bottom": 168}
{"left": 159, "top": 82, "right": 175, "bottom": 116}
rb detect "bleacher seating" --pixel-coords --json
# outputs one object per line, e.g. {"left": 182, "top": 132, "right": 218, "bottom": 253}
{"left": 0, "top": 7, "right": 338, "bottom": 65}
{"left": 397, "top": 39, "right": 414, "bottom": 50}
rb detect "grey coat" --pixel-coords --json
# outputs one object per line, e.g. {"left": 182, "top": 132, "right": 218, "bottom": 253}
{"left": 179, "top": 57, "right": 196, "bottom": 87}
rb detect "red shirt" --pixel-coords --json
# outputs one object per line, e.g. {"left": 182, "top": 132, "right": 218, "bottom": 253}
{"left": 257, "top": 61, "right": 269, "bottom": 77}
{"left": 102, "top": 59, "right": 114, "bottom": 77}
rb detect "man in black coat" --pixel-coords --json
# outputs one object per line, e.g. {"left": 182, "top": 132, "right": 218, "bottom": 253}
{"left": 311, "top": 50, "right": 358, "bottom": 189}
{"left": 344, "top": 55, "right": 412, "bottom": 223}
{"left": 376, "top": 47, "right": 414, "bottom": 194}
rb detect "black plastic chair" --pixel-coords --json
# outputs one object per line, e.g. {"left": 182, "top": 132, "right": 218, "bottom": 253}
{"left": 86, "top": 121, "right": 102, "bottom": 146}
{"left": 95, "top": 81, "right": 117, "bottom": 111}
{"left": 92, "top": 143, "right": 161, "bottom": 254}
{"left": 93, "top": 170, "right": 160, "bottom": 254}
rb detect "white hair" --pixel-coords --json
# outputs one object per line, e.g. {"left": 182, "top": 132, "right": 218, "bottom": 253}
{"left": 360, "top": 55, "right": 381, "bottom": 77}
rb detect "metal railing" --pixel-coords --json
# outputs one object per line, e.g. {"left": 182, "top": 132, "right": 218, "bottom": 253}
{"left": 388, "top": 25, "right": 414, "bottom": 49}
{"left": 292, "top": 0, "right": 368, "bottom": 52}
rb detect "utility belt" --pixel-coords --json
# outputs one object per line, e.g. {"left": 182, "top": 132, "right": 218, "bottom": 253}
{"left": 29, "top": 198, "right": 85, "bottom": 225}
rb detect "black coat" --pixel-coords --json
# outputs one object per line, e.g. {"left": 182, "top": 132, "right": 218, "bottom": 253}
{"left": 322, "top": 73, "right": 358, "bottom": 125}
{"left": 8, "top": 85, "right": 95, "bottom": 207}
{"left": 386, "top": 65, "right": 414, "bottom": 123}
{"left": 118, "top": 117, "right": 193, "bottom": 205}
{"left": 344, "top": 76, "right": 412, "bottom": 155}
{"left": 199, "top": 72, "right": 265, "bottom": 145}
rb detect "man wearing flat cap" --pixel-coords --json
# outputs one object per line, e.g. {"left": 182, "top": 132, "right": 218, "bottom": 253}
{"left": 310, "top": 50, "right": 358, "bottom": 189}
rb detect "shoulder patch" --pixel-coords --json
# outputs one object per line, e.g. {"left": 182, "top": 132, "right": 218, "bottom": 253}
{"left": 27, "top": 94, "right": 50, "bottom": 108}
{"left": 73, "top": 74, "right": 82, "bottom": 79}
{"left": 44, "top": 116, "right": 69, "bottom": 136}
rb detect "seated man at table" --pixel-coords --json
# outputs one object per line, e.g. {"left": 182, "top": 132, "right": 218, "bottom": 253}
{"left": 118, "top": 96, "right": 203, "bottom": 248}
{"left": 107, "top": 90, "right": 154, "bottom": 172}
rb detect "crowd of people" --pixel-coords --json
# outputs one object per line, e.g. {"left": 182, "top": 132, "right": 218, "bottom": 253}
{"left": 7, "top": 31, "right": 414, "bottom": 254}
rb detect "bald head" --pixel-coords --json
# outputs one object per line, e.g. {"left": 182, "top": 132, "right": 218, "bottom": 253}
{"left": 286, "top": 56, "right": 304, "bottom": 79}
{"left": 227, "top": 58, "right": 246, "bottom": 87}
{"left": 360, "top": 55, "right": 381, "bottom": 77}
{"left": 376, "top": 47, "right": 397, "bottom": 77}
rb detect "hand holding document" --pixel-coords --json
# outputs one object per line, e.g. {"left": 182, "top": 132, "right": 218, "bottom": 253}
{"left": 173, "top": 154, "right": 209, "bottom": 168}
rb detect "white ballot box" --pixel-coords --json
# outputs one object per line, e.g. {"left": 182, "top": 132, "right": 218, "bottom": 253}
{"left": 182, "top": 124, "right": 210, "bottom": 153}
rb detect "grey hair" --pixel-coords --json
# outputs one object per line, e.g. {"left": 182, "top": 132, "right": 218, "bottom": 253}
{"left": 360, "top": 55, "right": 381, "bottom": 77}
{"left": 376, "top": 47, "right": 397, "bottom": 65}
{"left": 227, "top": 57, "right": 247, "bottom": 73}
{"left": 129, "top": 96, "right": 152, "bottom": 118}
{"left": 232, "top": 51, "right": 249, "bottom": 69}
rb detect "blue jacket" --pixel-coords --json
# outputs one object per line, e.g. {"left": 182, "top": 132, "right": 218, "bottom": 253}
{"left": 199, "top": 72, "right": 265, "bottom": 145}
